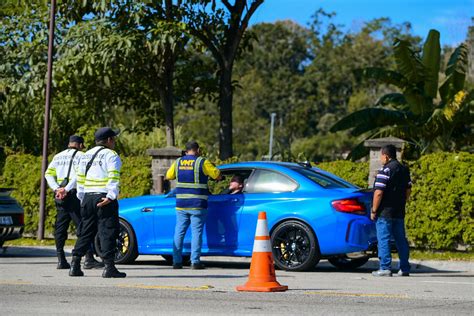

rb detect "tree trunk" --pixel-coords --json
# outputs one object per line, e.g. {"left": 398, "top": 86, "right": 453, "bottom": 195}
{"left": 218, "top": 64, "right": 233, "bottom": 160}
{"left": 161, "top": 43, "right": 175, "bottom": 147}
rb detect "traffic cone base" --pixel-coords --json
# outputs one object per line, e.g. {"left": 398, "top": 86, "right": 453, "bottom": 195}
{"left": 236, "top": 283, "right": 288, "bottom": 292}
{"left": 236, "top": 212, "right": 288, "bottom": 292}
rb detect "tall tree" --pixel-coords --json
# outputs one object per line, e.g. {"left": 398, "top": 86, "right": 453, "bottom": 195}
{"left": 185, "top": 0, "right": 264, "bottom": 159}
{"left": 331, "top": 30, "right": 473, "bottom": 158}
{"left": 57, "top": 0, "right": 190, "bottom": 147}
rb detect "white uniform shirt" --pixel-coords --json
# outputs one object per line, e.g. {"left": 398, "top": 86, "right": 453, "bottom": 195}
{"left": 45, "top": 148, "right": 84, "bottom": 192}
{"left": 76, "top": 146, "right": 121, "bottom": 202}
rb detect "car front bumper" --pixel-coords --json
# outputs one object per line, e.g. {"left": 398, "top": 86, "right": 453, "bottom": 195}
{"left": 0, "top": 225, "right": 24, "bottom": 242}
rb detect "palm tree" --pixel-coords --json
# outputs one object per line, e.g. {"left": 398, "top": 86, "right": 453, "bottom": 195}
{"left": 330, "top": 29, "right": 473, "bottom": 159}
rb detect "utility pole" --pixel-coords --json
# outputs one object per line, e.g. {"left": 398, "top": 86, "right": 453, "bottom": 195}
{"left": 38, "top": 0, "right": 56, "bottom": 240}
{"left": 268, "top": 112, "right": 276, "bottom": 160}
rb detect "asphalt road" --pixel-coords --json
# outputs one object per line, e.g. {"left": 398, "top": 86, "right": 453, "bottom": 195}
{"left": 0, "top": 246, "right": 473, "bottom": 315}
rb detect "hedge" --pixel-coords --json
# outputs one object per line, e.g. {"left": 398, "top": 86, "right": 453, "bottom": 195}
{"left": 0, "top": 154, "right": 151, "bottom": 236}
{"left": 318, "top": 154, "right": 473, "bottom": 250}
{"left": 1, "top": 152, "right": 472, "bottom": 250}
{"left": 404, "top": 152, "right": 473, "bottom": 250}
{"left": 317, "top": 160, "right": 368, "bottom": 188}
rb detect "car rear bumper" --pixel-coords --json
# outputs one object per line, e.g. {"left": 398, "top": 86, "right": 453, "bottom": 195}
{"left": 0, "top": 226, "right": 24, "bottom": 241}
{"left": 344, "top": 218, "right": 377, "bottom": 252}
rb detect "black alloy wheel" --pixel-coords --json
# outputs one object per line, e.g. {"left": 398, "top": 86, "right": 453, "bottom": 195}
{"left": 328, "top": 254, "right": 370, "bottom": 269}
{"left": 94, "top": 218, "right": 138, "bottom": 264}
{"left": 271, "top": 220, "right": 320, "bottom": 271}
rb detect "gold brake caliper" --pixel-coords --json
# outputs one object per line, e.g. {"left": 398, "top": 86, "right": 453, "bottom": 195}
{"left": 281, "top": 243, "right": 289, "bottom": 260}
{"left": 122, "top": 234, "right": 129, "bottom": 253}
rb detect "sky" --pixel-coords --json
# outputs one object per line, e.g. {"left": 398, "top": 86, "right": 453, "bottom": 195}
{"left": 250, "top": 0, "right": 473, "bottom": 46}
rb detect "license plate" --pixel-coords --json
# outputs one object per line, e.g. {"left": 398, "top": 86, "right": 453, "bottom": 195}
{"left": 0, "top": 216, "right": 13, "bottom": 225}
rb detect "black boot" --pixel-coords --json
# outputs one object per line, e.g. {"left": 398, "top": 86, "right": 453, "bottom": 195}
{"left": 69, "top": 256, "right": 84, "bottom": 277}
{"left": 57, "top": 250, "right": 70, "bottom": 270}
{"left": 102, "top": 261, "right": 126, "bottom": 278}
{"left": 83, "top": 251, "right": 105, "bottom": 269}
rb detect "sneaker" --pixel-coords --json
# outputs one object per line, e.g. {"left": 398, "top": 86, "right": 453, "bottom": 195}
{"left": 372, "top": 269, "right": 392, "bottom": 277}
{"left": 191, "top": 263, "right": 205, "bottom": 270}
{"left": 173, "top": 263, "right": 183, "bottom": 269}
{"left": 397, "top": 270, "right": 410, "bottom": 276}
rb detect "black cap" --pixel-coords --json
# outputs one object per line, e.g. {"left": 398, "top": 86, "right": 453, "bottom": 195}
{"left": 185, "top": 141, "right": 200, "bottom": 151}
{"left": 69, "top": 135, "right": 84, "bottom": 144}
{"left": 94, "top": 127, "right": 120, "bottom": 141}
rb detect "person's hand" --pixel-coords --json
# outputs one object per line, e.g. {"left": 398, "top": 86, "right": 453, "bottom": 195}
{"left": 55, "top": 188, "right": 67, "bottom": 200}
{"left": 370, "top": 210, "right": 377, "bottom": 221}
{"left": 97, "top": 197, "right": 111, "bottom": 207}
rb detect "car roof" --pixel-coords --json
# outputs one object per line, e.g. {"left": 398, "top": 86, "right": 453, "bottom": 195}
{"left": 219, "top": 161, "right": 306, "bottom": 170}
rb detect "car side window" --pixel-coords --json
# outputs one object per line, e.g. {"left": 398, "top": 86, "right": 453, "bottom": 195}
{"left": 209, "top": 169, "right": 253, "bottom": 195}
{"left": 246, "top": 169, "right": 297, "bottom": 193}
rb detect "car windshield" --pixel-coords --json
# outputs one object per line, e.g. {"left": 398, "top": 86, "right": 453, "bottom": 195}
{"left": 292, "top": 167, "right": 353, "bottom": 189}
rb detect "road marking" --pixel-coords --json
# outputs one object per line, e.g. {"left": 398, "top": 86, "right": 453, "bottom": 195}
{"left": 117, "top": 284, "right": 214, "bottom": 291}
{"left": 0, "top": 280, "right": 32, "bottom": 285}
{"left": 421, "top": 281, "right": 474, "bottom": 285}
{"left": 304, "top": 291, "right": 409, "bottom": 299}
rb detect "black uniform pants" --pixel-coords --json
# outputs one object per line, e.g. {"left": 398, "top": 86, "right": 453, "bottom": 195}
{"left": 54, "top": 189, "right": 81, "bottom": 251}
{"left": 72, "top": 193, "right": 119, "bottom": 262}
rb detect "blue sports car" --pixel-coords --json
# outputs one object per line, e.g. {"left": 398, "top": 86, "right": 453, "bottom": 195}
{"left": 99, "top": 161, "right": 377, "bottom": 271}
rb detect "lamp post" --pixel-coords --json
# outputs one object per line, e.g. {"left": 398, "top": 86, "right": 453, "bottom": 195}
{"left": 268, "top": 112, "right": 276, "bottom": 160}
{"left": 38, "top": 0, "right": 57, "bottom": 240}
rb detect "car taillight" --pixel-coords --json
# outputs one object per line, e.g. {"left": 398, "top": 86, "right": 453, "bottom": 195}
{"left": 332, "top": 199, "right": 366, "bottom": 215}
{"left": 18, "top": 214, "right": 24, "bottom": 225}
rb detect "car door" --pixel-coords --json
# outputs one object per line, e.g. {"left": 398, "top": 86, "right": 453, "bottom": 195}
{"left": 152, "top": 191, "right": 180, "bottom": 252}
{"left": 205, "top": 193, "right": 244, "bottom": 254}
{"left": 238, "top": 168, "right": 299, "bottom": 254}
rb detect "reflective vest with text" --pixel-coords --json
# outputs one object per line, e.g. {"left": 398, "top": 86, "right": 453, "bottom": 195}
{"left": 175, "top": 155, "right": 209, "bottom": 210}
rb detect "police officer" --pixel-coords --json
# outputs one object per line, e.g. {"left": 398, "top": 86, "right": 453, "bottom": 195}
{"left": 69, "top": 127, "right": 126, "bottom": 278}
{"left": 165, "top": 141, "right": 221, "bottom": 269}
{"left": 45, "top": 135, "right": 103, "bottom": 270}
{"left": 371, "top": 144, "right": 412, "bottom": 277}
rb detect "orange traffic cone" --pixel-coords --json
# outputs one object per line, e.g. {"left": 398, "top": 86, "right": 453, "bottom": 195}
{"left": 236, "top": 212, "right": 288, "bottom": 292}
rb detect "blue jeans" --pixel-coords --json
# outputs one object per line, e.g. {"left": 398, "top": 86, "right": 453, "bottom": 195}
{"left": 173, "top": 210, "right": 208, "bottom": 264}
{"left": 376, "top": 217, "right": 410, "bottom": 272}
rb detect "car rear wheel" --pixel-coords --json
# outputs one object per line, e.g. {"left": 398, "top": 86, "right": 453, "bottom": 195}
{"left": 271, "top": 220, "right": 320, "bottom": 271}
{"left": 95, "top": 218, "right": 138, "bottom": 264}
{"left": 328, "top": 255, "right": 370, "bottom": 269}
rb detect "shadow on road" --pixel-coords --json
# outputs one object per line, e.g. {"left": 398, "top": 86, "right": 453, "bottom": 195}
{"left": 1, "top": 246, "right": 468, "bottom": 275}
{"left": 0, "top": 246, "right": 57, "bottom": 257}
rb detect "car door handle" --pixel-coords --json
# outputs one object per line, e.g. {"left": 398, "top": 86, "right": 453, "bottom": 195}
{"left": 230, "top": 198, "right": 239, "bottom": 203}
{"left": 141, "top": 207, "right": 153, "bottom": 213}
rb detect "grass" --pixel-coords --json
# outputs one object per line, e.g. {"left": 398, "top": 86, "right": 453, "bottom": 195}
{"left": 4, "top": 238, "right": 473, "bottom": 261}
{"left": 4, "top": 237, "right": 76, "bottom": 247}
{"left": 401, "top": 250, "right": 474, "bottom": 261}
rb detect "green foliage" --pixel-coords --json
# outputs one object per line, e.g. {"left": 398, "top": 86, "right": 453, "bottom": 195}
{"left": 405, "top": 152, "right": 473, "bottom": 250}
{"left": 332, "top": 29, "right": 474, "bottom": 159}
{"left": 316, "top": 153, "right": 473, "bottom": 250}
{"left": 120, "top": 156, "right": 152, "bottom": 198}
{"left": 317, "top": 160, "right": 369, "bottom": 188}
{"left": 0, "top": 154, "right": 151, "bottom": 235}
{"left": 116, "top": 126, "right": 185, "bottom": 156}
{"left": 1, "top": 151, "right": 472, "bottom": 250}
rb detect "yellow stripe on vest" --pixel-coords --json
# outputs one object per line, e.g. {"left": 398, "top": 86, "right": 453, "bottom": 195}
{"left": 176, "top": 194, "right": 209, "bottom": 200}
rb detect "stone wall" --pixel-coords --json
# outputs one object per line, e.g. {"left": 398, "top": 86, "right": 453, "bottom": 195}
{"left": 147, "top": 147, "right": 182, "bottom": 194}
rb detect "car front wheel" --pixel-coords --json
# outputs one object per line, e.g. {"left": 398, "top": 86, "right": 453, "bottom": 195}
{"left": 271, "top": 220, "right": 320, "bottom": 271}
{"left": 95, "top": 218, "right": 138, "bottom": 264}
